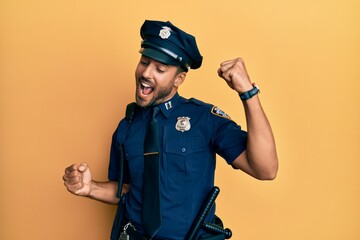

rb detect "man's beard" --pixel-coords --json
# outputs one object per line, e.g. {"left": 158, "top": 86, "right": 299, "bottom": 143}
{"left": 136, "top": 81, "right": 174, "bottom": 108}
{"left": 151, "top": 85, "right": 173, "bottom": 106}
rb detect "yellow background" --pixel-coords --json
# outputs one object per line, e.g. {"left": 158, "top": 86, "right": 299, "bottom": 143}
{"left": 1, "top": 0, "right": 359, "bottom": 239}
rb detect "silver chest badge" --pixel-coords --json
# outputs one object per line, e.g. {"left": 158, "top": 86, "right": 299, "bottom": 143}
{"left": 159, "top": 26, "right": 172, "bottom": 39}
{"left": 176, "top": 117, "right": 191, "bottom": 132}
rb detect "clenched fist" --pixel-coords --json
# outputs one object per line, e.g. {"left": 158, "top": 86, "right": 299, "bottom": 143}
{"left": 217, "top": 58, "right": 254, "bottom": 94}
{"left": 63, "top": 163, "right": 92, "bottom": 196}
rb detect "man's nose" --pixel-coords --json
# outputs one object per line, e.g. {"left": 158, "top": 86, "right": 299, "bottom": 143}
{"left": 142, "top": 65, "right": 154, "bottom": 79}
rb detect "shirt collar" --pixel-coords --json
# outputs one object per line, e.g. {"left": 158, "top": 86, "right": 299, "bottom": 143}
{"left": 140, "top": 92, "right": 182, "bottom": 119}
{"left": 158, "top": 92, "right": 181, "bottom": 118}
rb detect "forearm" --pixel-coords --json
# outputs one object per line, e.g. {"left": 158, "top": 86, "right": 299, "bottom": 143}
{"left": 217, "top": 57, "right": 278, "bottom": 179}
{"left": 88, "top": 180, "right": 120, "bottom": 205}
{"left": 242, "top": 95, "right": 278, "bottom": 179}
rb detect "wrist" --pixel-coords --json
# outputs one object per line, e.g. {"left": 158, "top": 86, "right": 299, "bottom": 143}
{"left": 239, "top": 83, "right": 260, "bottom": 101}
{"left": 87, "top": 180, "right": 97, "bottom": 197}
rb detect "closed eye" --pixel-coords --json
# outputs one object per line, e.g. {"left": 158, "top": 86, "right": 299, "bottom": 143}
{"left": 140, "top": 60, "right": 149, "bottom": 66}
{"left": 157, "top": 67, "right": 166, "bottom": 73}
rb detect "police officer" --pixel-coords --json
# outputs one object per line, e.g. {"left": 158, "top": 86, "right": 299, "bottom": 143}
{"left": 63, "top": 20, "right": 278, "bottom": 240}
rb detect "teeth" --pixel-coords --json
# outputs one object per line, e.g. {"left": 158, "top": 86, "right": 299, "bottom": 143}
{"left": 141, "top": 82, "right": 150, "bottom": 88}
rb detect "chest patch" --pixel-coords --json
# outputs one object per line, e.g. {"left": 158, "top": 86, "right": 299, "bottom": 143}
{"left": 211, "top": 106, "right": 231, "bottom": 119}
{"left": 176, "top": 116, "right": 191, "bottom": 132}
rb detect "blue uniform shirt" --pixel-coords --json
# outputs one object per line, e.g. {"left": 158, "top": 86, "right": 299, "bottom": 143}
{"left": 108, "top": 93, "right": 247, "bottom": 239}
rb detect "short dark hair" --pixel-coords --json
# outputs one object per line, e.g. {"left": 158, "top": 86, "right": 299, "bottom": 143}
{"left": 177, "top": 65, "right": 188, "bottom": 74}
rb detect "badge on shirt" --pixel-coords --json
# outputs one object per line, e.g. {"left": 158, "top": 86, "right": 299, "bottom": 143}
{"left": 211, "top": 106, "right": 231, "bottom": 119}
{"left": 176, "top": 116, "right": 191, "bottom": 132}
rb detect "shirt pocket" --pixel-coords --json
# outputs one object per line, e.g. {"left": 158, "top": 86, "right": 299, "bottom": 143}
{"left": 165, "top": 137, "right": 205, "bottom": 172}
{"left": 164, "top": 137, "right": 206, "bottom": 203}
{"left": 123, "top": 142, "right": 144, "bottom": 185}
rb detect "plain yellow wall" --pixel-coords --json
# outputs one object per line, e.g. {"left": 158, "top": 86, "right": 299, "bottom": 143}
{"left": 1, "top": 0, "right": 359, "bottom": 239}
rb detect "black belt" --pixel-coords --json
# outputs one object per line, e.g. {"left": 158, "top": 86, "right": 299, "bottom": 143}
{"left": 121, "top": 221, "right": 225, "bottom": 240}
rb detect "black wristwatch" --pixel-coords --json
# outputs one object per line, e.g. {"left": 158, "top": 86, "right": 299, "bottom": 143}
{"left": 239, "top": 83, "right": 260, "bottom": 101}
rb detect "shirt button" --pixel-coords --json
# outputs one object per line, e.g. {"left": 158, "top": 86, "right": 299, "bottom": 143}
{"left": 182, "top": 148, "right": 186, "bottom": 152}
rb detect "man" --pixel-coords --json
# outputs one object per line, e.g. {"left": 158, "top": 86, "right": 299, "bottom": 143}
{"left": 63, "top": 20, "right": 278, "bottom": 240}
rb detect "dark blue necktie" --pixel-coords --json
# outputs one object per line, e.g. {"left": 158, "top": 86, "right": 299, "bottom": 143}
{"left": 142, "top": 106, "right": 161, "bottom": 237}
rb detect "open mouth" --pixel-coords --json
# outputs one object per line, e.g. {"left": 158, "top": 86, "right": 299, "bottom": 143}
{"left": 141, "top": 81, "right": 154, "bottom": 95}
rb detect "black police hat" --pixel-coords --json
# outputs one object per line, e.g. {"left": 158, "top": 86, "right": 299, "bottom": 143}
{"left": 139, "top": 20, "right": 203, "bottom": 70}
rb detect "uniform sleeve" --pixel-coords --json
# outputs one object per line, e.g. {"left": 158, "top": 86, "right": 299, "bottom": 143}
{"left": 210, "top": 109, "right": 248, "bottom": 164}
{"left": 108, "top": 128, "right": 121, "bottom": 181}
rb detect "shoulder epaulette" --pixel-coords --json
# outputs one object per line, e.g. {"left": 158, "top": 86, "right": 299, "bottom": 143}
{"left": 187, "top": 97, "right": 208, "bottom": 106}
{"left": 187, "top": 97, "right": 232, "bottom": 120}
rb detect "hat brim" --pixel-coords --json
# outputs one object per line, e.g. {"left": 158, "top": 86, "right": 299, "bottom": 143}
{"left": 140, "top": 48, "right": 180, "bottom": 67}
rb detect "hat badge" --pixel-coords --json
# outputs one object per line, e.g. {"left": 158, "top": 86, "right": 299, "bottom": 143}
{"left": 159, "top": 26, "right": 172, "bottom": 39}
{"left": 175, "top": 116, "right": 191, "bottom": 132}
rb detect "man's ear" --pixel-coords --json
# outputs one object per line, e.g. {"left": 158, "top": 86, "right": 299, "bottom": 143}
{"left": 174, "top": 72, "right": 187, "bottom": 87}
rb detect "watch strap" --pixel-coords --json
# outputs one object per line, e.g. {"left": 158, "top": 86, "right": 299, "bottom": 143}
{"left": 239, "top": 83, "right": 260, "bottom": 100}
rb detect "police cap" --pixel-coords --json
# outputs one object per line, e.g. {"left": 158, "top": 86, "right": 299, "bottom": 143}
{"left": 139, "top": 20, "right": 203, "bottom": 71}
